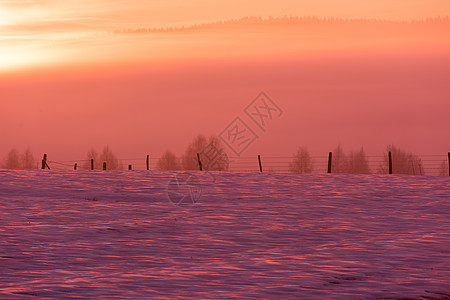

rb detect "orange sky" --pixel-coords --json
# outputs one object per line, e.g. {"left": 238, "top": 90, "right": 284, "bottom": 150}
{"left": 1, "top": 0, "right": 450, "bottom": 166}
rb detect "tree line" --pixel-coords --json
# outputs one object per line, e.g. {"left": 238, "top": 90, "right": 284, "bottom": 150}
{"left": 1, "top": 137, "right": 448, "bottom": 176}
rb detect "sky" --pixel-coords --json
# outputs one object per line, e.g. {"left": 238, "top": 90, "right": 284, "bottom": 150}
{"left": 1, "top": 0, "right": 450, "bottom": 168}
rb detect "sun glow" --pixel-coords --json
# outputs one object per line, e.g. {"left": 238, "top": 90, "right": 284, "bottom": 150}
{"left": 0, "top": 7, "right": 12, "bottom": 26}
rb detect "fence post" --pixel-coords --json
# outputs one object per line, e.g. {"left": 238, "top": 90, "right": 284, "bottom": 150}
{"left": 146, "top": 155, "right": 150, "bottom": 170}
{"left": 388, "top": 152, "right": 393, "bottom": 174}
{"left": 91, "top": 159, "right": 94, "bottom": 170}
{"left": 327, "top": 152, "right": 332, "bottom": 173}
{"left": 41, "top": 154, "right": 47, "bottom": 169}
{"left": 197, "top": 153, "right": 202, "bottom": 171}
{"left": 448, "top": 152, "right": 450, "bottom": 176}
{"left": 41, "top": 154, "right": 50, "bottom": 170}
{"left": 128, "top": 164, "right": 132, "bottom": 170}
{"left": 103, "top": 162, "right": 107, "bottom": 170}
{"left": 258, "top": 155, "right": 263, "bottom": 173}
{"left": 74, "top": 163, "right": 77, "bottom": 170}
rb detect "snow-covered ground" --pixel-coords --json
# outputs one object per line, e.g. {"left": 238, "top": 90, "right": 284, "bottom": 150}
{"left": 0, "top": 170, "right": 449, "bottom": 299}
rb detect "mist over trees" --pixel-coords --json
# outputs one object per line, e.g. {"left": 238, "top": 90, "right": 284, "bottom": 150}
{"left": 1, "top": 148, "right": 37, "bottom": 169}
{"left": 289, "top": 147, "right": 313, "bottom": 173}
{"left": 378, "top": 145, "right": 423, "bottom": 175}
{"left": 82, "top": 146, "right": 122, "bottom": 170}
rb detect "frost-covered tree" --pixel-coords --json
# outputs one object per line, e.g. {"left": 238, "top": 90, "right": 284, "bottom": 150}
{"left": 182, "top": 135, "right": 228, "bottom": 171}
{"left": 157, "top": 150, "right": 181, "bottom": 170}
{"left": 347, "top": 147, "right": 370, "bottom": 174}
{"left": 289, "top": 147, "right": 313, "bottom": 173}
{"left": 2, "top": 148, "right": 21, "bottom": 169}
{"left": 182, "top": 135, "right": 208, "bottom": 170}
{"left": 21, "top": 148, "right": 37, "bottom": 169}
{"left": 332, "top": 144, "right": 348, "bottom": 173}
{"left": 2, "top": 148, "right": 37, "bottom": 169}
{"left": 438, "top": 161, "right": 449, "bottom": 176}
{"left": 99, "top": 145, "right": 122, "bottom": 170}
{"left": 379, "top": 144, "right": 423, "bottom": 175}
{"left": 82, "top": 146, "right": 122, "bottom": 170}
{"left": 83, "top": 147, "right": 99, "bottom": 170}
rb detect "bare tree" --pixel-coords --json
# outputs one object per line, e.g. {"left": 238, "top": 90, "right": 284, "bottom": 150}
{"left": 21, "top": 148, "right": 37, "bottom": 169}
{"left": 100, "top": 145, "right": 122, "bottom": 170}
{"left": 379, "top": 144, "right": 423, "bottom": 175}
{"left": 182, "top": 135, "right": 229, "bottom": 171}
{"left": 83, "top": 147, "right": 99, "bottom": 170}
{"left": 332, "top": 144, "right": 348, "bottom": 173}
{"left": 182, "top": 135, "right": 208, "bottom": 170}
{"left": 2, "top": 148, "right": 21, "bottom": 169}
{"left": 347, "top": 147, "right": 370, "bottom": 174}
{"left": 157, "top": 150, "right": 181, "bottom": 170}
{"left": 438, "top": 161, "right": 448, "bottom": 176}
{"left": 289, "top": 147, "right": 313, "bottom": 173}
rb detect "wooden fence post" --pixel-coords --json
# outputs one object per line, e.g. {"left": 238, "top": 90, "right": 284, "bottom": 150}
{"left": 74, "top": 163, "right": 77, "bottom": 170}
{"left": 448, "top": 152, "right": 450, "bottom": 176}
{"left": 41, "top": 154, "right": 50, "bottom": 170}
{"left": 128, "top": 164, "right": 132, "bottom": 170}
{"left": 103, "top": 162, "right": 106, "bottom": 170}
{"left": 197, "top": 153, "right": 202, "bottom": 171}
{"left": 146, "top": 155, "right": 150, "bottom": 170}
{"left": 258, "top": 155, "right": 263, "bottom": 173}
{"left": 91, "top": 159, "right": 94, "bottom": 170}
{"left": 388, "top": 152, "right": 393, "bottom": 174}
{"left": 41, "top": 154, "right": 47, "bottom": 169}
{"left": 327, "top": 152, "right": 332, "bottom": 173}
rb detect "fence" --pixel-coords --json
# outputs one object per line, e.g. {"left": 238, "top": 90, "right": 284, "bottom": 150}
{"left": 38, "top": 152, "right": 450, "bottom": 176}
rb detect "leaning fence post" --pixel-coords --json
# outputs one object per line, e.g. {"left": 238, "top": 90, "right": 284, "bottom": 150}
{"left": 146, "top": 155, "right": 150, "bottom": 170}
{"left": 41, "top": 154, "right": 50, "bottom": 170}
{"left": 90, "top": 159, "right": 94, "bottom": 170}
{"left": 41, "top": 154, "right": 47, "bottom": 169}
{"left": 388, "top": 152, "right": 393, "bottom": 174}
{"left": 258, "top": 155, "right": 263, "bottom": 173}
{"left": 74, "top": 163, "right": 77, "bottom": 170}
{"left": 103, "top": 162, "right": 107, "bottom": 170}
{"left": 197, "top": 153, "right": 202, "bottom": 171}
{"left": 327, "top": 152, "right": 332, "bottom": 173}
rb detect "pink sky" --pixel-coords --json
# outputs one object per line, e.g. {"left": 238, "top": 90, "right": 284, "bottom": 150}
{"left": 1, "top": 0, "right": 449, "bottom": 166}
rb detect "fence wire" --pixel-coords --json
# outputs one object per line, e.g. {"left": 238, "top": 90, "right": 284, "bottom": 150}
{"left": 34, "top": 154, "right": 450, "bottom": 176}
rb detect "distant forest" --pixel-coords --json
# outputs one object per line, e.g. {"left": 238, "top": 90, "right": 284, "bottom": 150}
{"left": 114, "top": 16, "right": 450, "bottom": 34}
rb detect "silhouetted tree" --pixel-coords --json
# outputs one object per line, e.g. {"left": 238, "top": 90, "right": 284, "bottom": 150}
{"left": 157, "top": 150, "right": 181, "bottom": 170}
{"left": 379, "top": 144, "right": 423, "bottom": 175}
{"left": 289, "top": 147, "right": 313, "bottom": 173}
{"left": 182, "top": 135, "right": 229, "bottom": 171}
{"left": 347, "top": 147, "right": 370, "bottom": 174}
